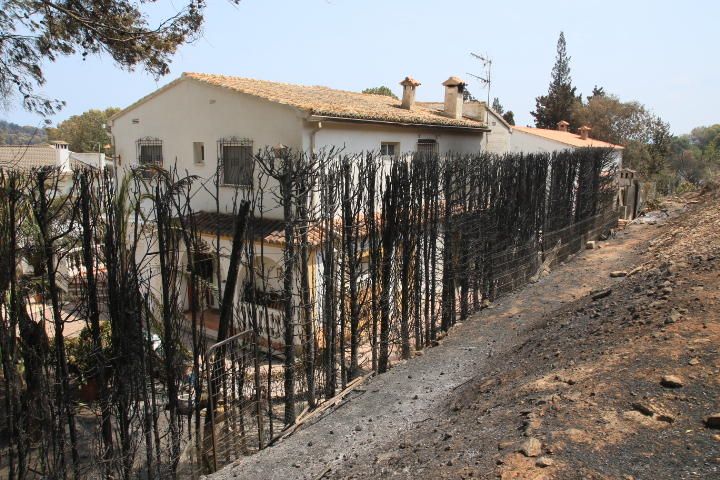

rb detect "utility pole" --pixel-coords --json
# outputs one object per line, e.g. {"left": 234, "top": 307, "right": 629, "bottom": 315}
{"left": 468, "top": 52, "right": 492, "bottom": 146}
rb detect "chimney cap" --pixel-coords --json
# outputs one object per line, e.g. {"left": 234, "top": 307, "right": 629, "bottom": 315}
{"left": 400, "top": 76, "right": 421, "bottom": 87}
{"left": 442, "top": 76, "right": 466, "bottom": 87}
{"left": 557, "top": 120, "right": 570, "bottom": 127}
{"left": 578, "top": 125, "right": 592, "bottom": 131}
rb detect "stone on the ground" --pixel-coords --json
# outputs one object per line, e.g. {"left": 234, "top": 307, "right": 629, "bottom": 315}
{"left": 586, "top": 241, "right": 597, "bottom": 249}
{"left": 705, "top": 414, "right": 720, "bottom": 429}
{"left": 660, "top": 375, "right": 684, "bottom": 388}
{"left": 610, "top": 270, "right": 628, "bottom": 278}
{"left": 519, "top": 437, "right": 542, "bottom": 457}
{"left": 536, "top": 456, "right": 554, "bottom": 468}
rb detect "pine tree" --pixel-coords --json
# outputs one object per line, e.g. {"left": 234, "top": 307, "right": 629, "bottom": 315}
{"left": 491, "top": 97, "right": 504, "bottom": 114}
{"left": 502, "top": 111, "right": 516, "bottom": 126}
{"left": 531, "top": 32, "right": 582, "bottom": 129}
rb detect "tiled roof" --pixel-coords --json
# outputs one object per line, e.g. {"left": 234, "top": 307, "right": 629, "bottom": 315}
{"left": 191, "top": 211, "right": 323, "bottom": 246}
{"left": 0, "top": 144, "right": 59, "bottom": 170}
{"left": 512, "top": 126, "right": 624, "bottom": 150}
{"left": 182, "top": 73, "right": 487, "bottom": 130}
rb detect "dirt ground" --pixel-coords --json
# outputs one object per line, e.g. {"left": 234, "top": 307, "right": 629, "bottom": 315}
{"left": 211, "top": 191, "right": 720, "bottom": 480}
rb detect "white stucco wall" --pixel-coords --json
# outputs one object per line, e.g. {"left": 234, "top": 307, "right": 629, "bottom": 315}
{"left": 309, "top": 122, "right": 483, "bottom": 156}
{"left": 509, "top": 130, "right": 623, "bottom": 167}
{"left": 110, "top": 77, "right": 306, "bottom": 218}
{"left": 508, "top": 130, "right": 573, "bottom": 154}
{"left": 112, "top": 78, "right": 487, "bottom": 219}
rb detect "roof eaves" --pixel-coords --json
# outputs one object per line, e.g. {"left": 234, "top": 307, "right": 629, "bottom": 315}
{"left": 308, "top": 114, "right": 490, "bottom": 132}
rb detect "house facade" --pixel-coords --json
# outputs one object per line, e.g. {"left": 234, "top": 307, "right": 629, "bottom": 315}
{"left": 109, "top": 73, "right": 492, "bottom": 345}
{"left": 109, "top": 72, "right": 490, "bottom": 217}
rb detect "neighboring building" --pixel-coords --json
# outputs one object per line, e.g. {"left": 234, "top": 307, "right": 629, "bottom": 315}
{"left": 0, "top": 141, "right": 106, "bottom": 192}
{"left": 509, "top": 120, "right": 624, "bottom": 166}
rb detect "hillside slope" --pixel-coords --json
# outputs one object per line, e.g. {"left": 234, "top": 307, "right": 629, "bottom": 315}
{"left": 214, "top": 192, "right": 719, "bottom": 480}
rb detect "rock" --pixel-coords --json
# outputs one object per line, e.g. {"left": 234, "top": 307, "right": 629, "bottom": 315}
{"left": 705, "top": 414, "right": 720, "bottom": 429}
{"left": 660, "top": 375, "right": 684, "bottom": 388}
{"left": 498, "top": 439, "right": 516, "bottom": 450}
{"left": 688, "top": 358, "right": 700, "bottom": 366}
{"left": 591, "top": 289, "right": 612, "bottom": 301}
{"left": 354, "top": 424, "right": 363, "bottom": 432}
{"left": 631, "top": 402, "right": 655, "bottom": 417}
{"left": 586, "top": 241, "right": 597, "bottom": 249}
{"left": 536, "top": 456, "right": 554, "bottom": 468}
{"left": 610, "top": 270, "right": 628, "bottom": 278}
{"left": 519, "top": 437, "right": 542, "bottom": 457}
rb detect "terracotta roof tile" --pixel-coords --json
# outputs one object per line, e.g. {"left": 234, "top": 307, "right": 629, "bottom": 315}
{"left": 183, "top": 72, "right": 486, "bottom": 129}
{"left": 0, "top": 145, "right": 59, "bottom": 170}
{"left": 512, "top": 126, "right": 624, "bottom": 150}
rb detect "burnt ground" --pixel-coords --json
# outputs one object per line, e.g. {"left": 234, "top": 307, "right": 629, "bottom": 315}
{"left": 213, "top": 192, "right": 720, "bottom": 480}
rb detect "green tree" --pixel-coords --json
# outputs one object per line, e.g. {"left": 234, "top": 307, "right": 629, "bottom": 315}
{"left": 502, "top": 111, "right": 516, "bottom": 126}
{"left": 491, "top": 97, "right": 504, "bottom": 114}
{"left": 46, "top": 108, "right": 119, "bottom": 152}
{"left": 1, "top": 1, "right": 238, "bottom": 116}
{"left": 573, "top": 93, "right": 671, "bottom": 178}
{"left": 531, "top": 32, "right": 582, "bottom": 129}
{"left": 362, "top": 86, "right": 398, "bottom": 99}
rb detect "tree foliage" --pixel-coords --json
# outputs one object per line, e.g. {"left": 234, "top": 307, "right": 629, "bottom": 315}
{"left": 1, "top": 0, "right": 238, "bottom": 116}
{"left": 666, "top": 124, "right": 720, "bottom": 185}
{"left": 491, "top": 97, "right": 515, "bottom": 125}
{"left": 0, "top": 120, "right": 47, "bottom": 145}
{"left": 531, "top": 32, "right": 582, "bottom": 129}
{"left": 573, "top": 94, "right": 671, "bottom": 177}
{"left": 362, "top": 86, "right": 398, "bottom": 99}
{"left": 46, "top": 107, "right": 119, "bottom": 152}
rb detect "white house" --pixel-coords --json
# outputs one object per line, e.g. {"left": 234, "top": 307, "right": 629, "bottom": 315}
{"left": 109, "top": 72, "right": 493, "bottom": 344}
{"left": 509, "top": 120, "right": 624, "bottom": 166}
{"left": 109, "top": 72, "right": 491, "bottom": 217}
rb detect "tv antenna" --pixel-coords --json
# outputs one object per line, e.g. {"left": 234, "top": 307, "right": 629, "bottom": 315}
{"left": 467, "top": 52, "right": 492, "bottom": 143}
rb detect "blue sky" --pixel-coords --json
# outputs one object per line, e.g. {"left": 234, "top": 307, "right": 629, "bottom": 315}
{"left": 4, "top": 0, "right": 718, "bottom": 135}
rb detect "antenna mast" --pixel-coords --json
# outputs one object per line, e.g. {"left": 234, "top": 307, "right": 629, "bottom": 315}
{"left": 468, "top": 52, "right": 492, "bottom": 145}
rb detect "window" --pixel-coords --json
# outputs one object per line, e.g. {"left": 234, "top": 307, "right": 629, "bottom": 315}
{"left": 219, "top": 138, "right": 253, "bottom": 186}
{"left": 380, "top": 142, "right": 398, "bottom": 158}
{"left": 193, "top": 142, "right": 205, "bottom": 165}
{"left": 136, "top": 137, "right": 162, "bottom": 166}
{"left": 416, "top": 138, "right": 438, "bottom": 156}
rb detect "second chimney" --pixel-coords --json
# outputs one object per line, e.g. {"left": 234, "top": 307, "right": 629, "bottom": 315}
{"left": 442, "top": 76, "right": 466, "bottom": 120}
{"left": 400, "top": 76, "right": 421, "bottom": 109}
{"left": 556, "top": 120, "right": 569, "bottom": 132}
{"left": 579, "top": 125, "right": 591, "bottom": 140}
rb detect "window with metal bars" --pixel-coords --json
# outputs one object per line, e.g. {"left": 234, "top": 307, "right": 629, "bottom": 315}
{"left": 218, "top": 137, "right": 253, "bottom": 186}
{"left": 416, "top": 138, "right": 438, "bottom": 156}
{"left": 136, "top": 137, "right": 163, "bottom": 166}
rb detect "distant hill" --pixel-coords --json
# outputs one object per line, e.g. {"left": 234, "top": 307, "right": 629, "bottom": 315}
{"left": 0, "top": 120, "right": 47, "bottom": 145}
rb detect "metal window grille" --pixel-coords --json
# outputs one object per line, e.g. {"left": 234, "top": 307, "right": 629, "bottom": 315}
{"left": 136, "top": 137, "right": 163, "bottom": 166}
{"left": 416, "top": 138, "right": 438, "bottom": 156}
{"left": 218, "top": 137, "right": 253, "bottom": 186}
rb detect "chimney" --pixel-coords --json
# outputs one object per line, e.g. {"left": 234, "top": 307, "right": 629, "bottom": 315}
{"left": 579, "top": 125, "right": 591, "bottom": 140}
{"left": 400, "top": 76, "right": 421, "bottom": 110}
{"left": 51, "top": 140, "right": 69, "bottom": 150}
{"left": 556, "top": 120, "right": 569, "bottom": 132}
{"left": 442, "top": 76, "right": 466, "bottom": 120}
